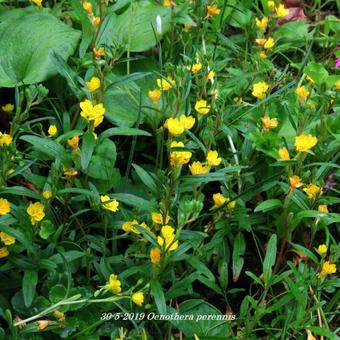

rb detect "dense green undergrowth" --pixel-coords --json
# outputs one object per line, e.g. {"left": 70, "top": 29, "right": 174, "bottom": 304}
{"left": 0, "top": 0, "right": 339, "bottom": 339}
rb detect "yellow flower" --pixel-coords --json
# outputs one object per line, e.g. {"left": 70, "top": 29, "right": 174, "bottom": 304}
{"left": 306, "top": 330, "right": 317, "bottom": 340}
{"left": 42, "top": 191, "right": 52, "bottom": 200}
{"left": 36, "top": 320, "right": 57, "bottom": 330}
{"left": 195, "top": 99, "right": 211, "bottom": 115}
{"left": 2, "top": 104, "right": 14, "bottom": 112}
{"left": 227, "top": 200, "right": 236, "bottom": 209}
{"left": 319, "top": 261, "right": 336, "bottom": 278}
{"left": 255, "top": 39, "right": 266, "bottom": 46}
{"left": 165, "top": 117, "right": 185, "bottom": 136}
{"left": 335, "top": 80, "right": 340, "bottom": 90}
{"left": 150, "top": 248, "right": 161, "bottom": 264}
{"left": 275, "top": 3, "right": 289, "bottom": 17}
{"left": 318, "top": 204, "right": 328, "bottom": 213}
{"left": 0, "top": 198, "right": 10, "bottom": 216}
{"left": 252, "top": 81, "right": 269, "bottom": 99}
{"left": 87, "top": 76, "right": 101, "bottom": 92}
{"left": 184, "top": 23, "right": 191, "bottom": 32}
{"left": 295, "top": 134, "right": 318, "bottom": 153}
{"left": 93, "top": 47, "right": 105, "bottom": 59}
{"left": 316, "top": 244, "right": 328, "bottom": 256}
{"left": 163, "top": 0, "right": 175, "bottom": 6}
{"left": 189, "top": 161, "right": 209, "bottom": 175}
{"left": 80, "top": 99, "right": 105, "bottom": 128}
{"left": 122, "top": 220, "right": 148, "bottom": 234}
{"left": 213, "top": 193, "right": 227, "bottom": 208}
{"left": 303, "top": 184, "right": 322, "bottom": 199}
{"left": 151, "top": 212, "right": 170, "bottom": 225}
{"left": 157, "top": 76, "right": 174, "bottom": 90}
{"left": 267, "top": 1, "right": 275, "bottom": 9}
{"left": 256, "top": 17, "right": 268, "bottom": 33}
{"left": 53, "top": 311, "right": 65, "bottom": 322}
{"left": 258, "top": 50, "right": 267, "bottom": 59}
{"left": 63, "top": 168, "right": 78, "bottom": 178}
{"left": 92, "top": 16, "right": 101, "bottom": 27}
{"left": 187, "top": 62, "right": 202, "bottom": 74}
{"left": 264, "top": 37, "right": 275, "bottom": 49}
{"left": 289, "top": 176, "right": 303, "bottom": 189}
{"left": 165, "top": 115, "right": 195, "bottom": 136}
{"left": 6, "top": 169, "right": 14, "bottom": 177}
{"left": 48, "top": 125, "right": 58, "bottom": 137}
{"left": 83, "top": 1, "right": 93, "bottom": 14}
{"left": 100, "top": 195, "right": 119, "bottom": 212}
{"left": 32, "top": 0, "right": 42, "bottom": 6}
{"left": 148, "top": 89, "right": 161, "bottom": 106}
{"left": 0, "top": 247, "right": 9, "bottom": 258}
{"left": 0, "top": 132, "right": 13, "bottom": 146}
{"left": 157, "top": 225, "right": 178, "bottom": 251}
{"left": 27, "top": 202, "right": 45, "bottom": 225}
{"left": 206, "top": 150, "right": 221, "bottom": 166}
{"left": 68, "top": 135, "right": 79, "bottom": 151}
{"left": 296, "top": 86, "right": 309, "bottom": 101}
{"left": 107, "top": 274, "right": 122, "bottom": 294}
{"left": 0, "top": 232, "right": 15, "bottom": 246}
{"left": 131, "top": 292, "right": 144, "bottom": 306}
{"left": 278, "top": 147, "right": 290, "bottom": 161}
{"left": 207, "top": 70, "right": 215, "bottom": 80}
{"left": 169, "top": 141, "right": 192, "bottom": 166}
{"left": 206, "top": 5, "right": 220, "bottom": 18}
{"left": 261, "top": 116, "right": 278, "bottom": 129}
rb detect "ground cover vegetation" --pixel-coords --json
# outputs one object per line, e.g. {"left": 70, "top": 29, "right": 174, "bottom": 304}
{"left": 0, "top": 0, "right": 339, "bottom": 339}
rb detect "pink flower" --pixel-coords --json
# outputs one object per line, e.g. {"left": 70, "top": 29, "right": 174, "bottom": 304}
{"left": 336, "top": 58, "right": 340, "bottom": 68}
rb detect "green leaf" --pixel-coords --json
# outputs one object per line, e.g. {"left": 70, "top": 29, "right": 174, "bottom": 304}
{"left": 101, "top": 1, "right": 171, "bottom": 52}
{"left": 304, "top": 62, "right": 329, "bottom": 86}
{"left": 150, "top": 278, "right": 167, "bottom": 315}
{"left": 110, "top": 193, "right": 156, "bottom": 211}
{"left": 49, "top": 284, "right": 67, "bottom": 304}
{"left": 170, "top": 299, "right": 232, "bottom": 337}
{"left": 254, "top": 199, "right": 282, "bottom": 212}
{"left": 0, "top": 224, "right": 33, "bottom": 252}
{"left": 81, "top": 132, "right": 96, "bottom": 172}
{"left": 104, "top": 79, "right": 142, "bottom": 127}
{"left": 132, "top": 163, "right": 158, "bottom": 194}
{"left": 186, "top": 255, "right": 215, "bottom": 282}
{"left": 0, "top": 186, "right": 42, "bottom": 200}
{"left": 39, "top": 220, "right": 55, "bottom": 240}
{"left": 99, "top": 127, "right": 151, "bottom": 141}
{"left": 23, "top": 270, "right": 38, "bottom": 307}
{"left": 232, "top": 232, "right": 245, "bottom": 282}
{"left": 263, "top": 234, "right": 277, "bottom": 284}
{"left": 20, "top": 135, "right": 67, "bottom": 161}
{"left": 87, "top": 139, "right": 117, "bottom": 180}
{"left": 69, "top": 0, "right": 93, "bottom": 57}
{"left": 0, "top": 11, "right": 80, "bottom": 87}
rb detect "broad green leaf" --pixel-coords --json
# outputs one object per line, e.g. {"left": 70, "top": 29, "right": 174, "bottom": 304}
{"left": 232, "top": 232, "right": 245, "bottom": 282}
{"left": 170, "top": 299, "right": 232, "bottom": 337}
{"left": 150, "top": 278, "right": 167, "bottom": 315}
{"left": 0, "top": 186, "right": 42, "bottom": 200}
{"left": 304, "top": 62, "right": 329, "bottom": 86}
{"left": 23, "top": 270, "right": 38, "bottom": 307}
{"left": 0, "top": 11, "right": 80, "bottom": 87}
{"left": 254, "top": 199, "right": 282, "bottom": 213}
{"left": 186, "top": 255, "right": 215, "bottom": 282}
{"left": 80, "top": 132, "right": 96, "bottom": 172}
{"left": 20, "top": 135, "right": 67, "bottom": 161}
{"left": 110, "top": 193, "right": 156, "bottom": 211}
{"left": 132, "top": 163, "right": 158, "bottom": 194}
{"left": 39, "top": 220, "right": 55, "bottom": 240}
{"left": 263, "top": 234, "right": 277, "bottom": 284}
{"left": 99, "top": 127, "right": 151, "bottom": 141}
{"left": 87, "top": 139, "right": 117, "bottom": 180}
{"left": 100, "top": 1, "right": 171, "bottom": 52}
